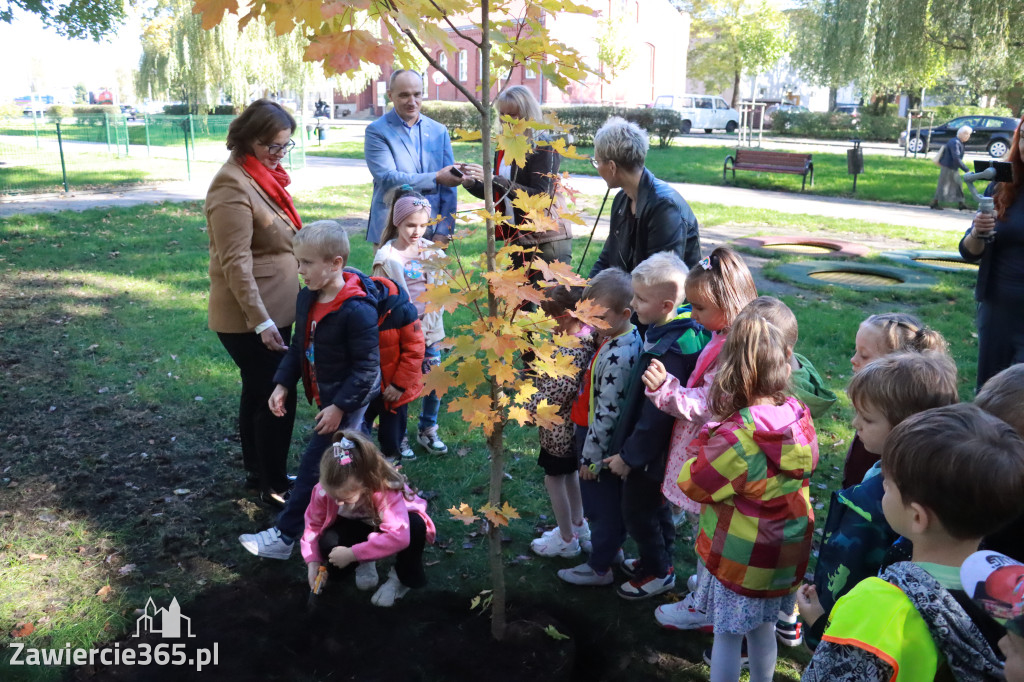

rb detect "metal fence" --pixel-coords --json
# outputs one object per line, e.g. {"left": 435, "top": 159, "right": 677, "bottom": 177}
{"left": 0, "top": 114, "right": 309, "bottom": 196}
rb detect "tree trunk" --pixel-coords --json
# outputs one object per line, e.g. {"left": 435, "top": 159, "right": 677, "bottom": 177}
{"left": 479, "top": 0, "right": 506, "bottom": 643}
{"left": 731, "top": 70, "right": 741, "bottom": 108}
{"left": 828, "top": 87, "right": 837, "bottom": 111}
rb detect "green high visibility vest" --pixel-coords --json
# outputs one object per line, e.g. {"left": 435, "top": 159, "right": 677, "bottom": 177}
{"left": 822, "top": 577, "right": 939, "bottom": 681}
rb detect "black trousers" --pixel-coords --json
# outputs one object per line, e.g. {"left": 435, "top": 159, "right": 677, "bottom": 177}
{"left": 622, "top": 469, "right": 675, "bottom": 579}
{"left": 976, "top": 299, "right": 1024, "bottom": 390}
{"left": 217, "top": 328, "right": 296, "bottom": 493}
{"left": 363, "top": 396, "right": 409, "bottom": 459}
{"left": 319, "top": 513, "right": 427, "bottom": 588}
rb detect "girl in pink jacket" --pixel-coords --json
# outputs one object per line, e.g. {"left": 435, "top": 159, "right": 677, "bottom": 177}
{"left": 301, "top": 430, "right": 436, "bottom": 607}
{"left": 643, "top": 248, "right": 758, "bottom": 515}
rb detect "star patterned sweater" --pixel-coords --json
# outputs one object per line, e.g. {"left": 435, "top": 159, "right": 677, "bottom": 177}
{"left": 580, "top": 326, "right": 643, "bottom": 468}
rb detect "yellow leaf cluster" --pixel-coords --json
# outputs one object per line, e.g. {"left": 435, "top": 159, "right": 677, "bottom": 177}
{"left": 480, "top": 502, "right": 520, "bottom": 527}
{"left": 448, "top": 503, "right": 477, "bottom": 525}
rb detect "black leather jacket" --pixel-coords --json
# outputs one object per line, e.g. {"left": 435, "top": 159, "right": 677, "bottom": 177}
{"left": 590, "top": 168, "right": 702, "bottom": 275}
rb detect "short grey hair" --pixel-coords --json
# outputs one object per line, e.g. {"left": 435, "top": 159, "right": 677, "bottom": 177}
{"left": 632, "top": 251, "right": 688, "bottom": 306}
{"left": 957, "top": 125, "right": 973, "bottom": 138}
{"left": 594, "top": 116, "right": 649, "bottom": 171}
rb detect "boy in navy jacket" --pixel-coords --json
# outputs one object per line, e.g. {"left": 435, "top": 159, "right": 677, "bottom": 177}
{"left": 240, "top": 220, "right": 381, "bottom": 560}
{"left": 605, "top": 252, "right": 709, "bottom": 599}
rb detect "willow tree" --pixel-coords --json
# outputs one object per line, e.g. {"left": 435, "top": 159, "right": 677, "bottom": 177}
{"left": 137, "top": 0, "right": 338, "bottom": 113}
{"left": 194, "top": 0, "right": 598, "bottom": 641}
{"left": 792, "top": 0, "right": 1024, "bottom": 104}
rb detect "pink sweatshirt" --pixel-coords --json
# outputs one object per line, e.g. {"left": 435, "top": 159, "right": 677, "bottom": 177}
{"left": 645, "top": 331, "right": 727, "bottom": 511}
{"left": 301, "top": 483, "right": 437, "bottom": 564}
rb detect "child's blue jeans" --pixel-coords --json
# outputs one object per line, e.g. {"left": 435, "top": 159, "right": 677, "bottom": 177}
{"left": 418, "top": 342, "right": 442, "bottom": 432}
{"left": 277, "top": 404, "right": 369, "bottom": 540}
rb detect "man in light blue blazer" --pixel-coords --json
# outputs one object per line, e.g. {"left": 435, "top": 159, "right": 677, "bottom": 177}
{"left": 365, "top": 70, "right": 461, "bottom": 245}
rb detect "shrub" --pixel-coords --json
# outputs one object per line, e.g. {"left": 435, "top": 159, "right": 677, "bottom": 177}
{"left": 46, "top": 105, "right": 73, "bottom": 122}
{"left": 0, "top": 102, "right": 22, "bottom": 120}
{"left": 71, "top": 105, "right": 121, "bottom": 125}
{"left": 162, "top": 103, "right": 238, "bottom": 115}
{"left": 771, "top": 111, "right": 904, "bottom": 142}
{"left": 420, "top": 101, "right": 492, "bottom": 136}
{"left": 543, "top": 105, "right": 682, "bottom": 147}
{"left": 930, "top": 105, "right": 1013, "bottom": 122}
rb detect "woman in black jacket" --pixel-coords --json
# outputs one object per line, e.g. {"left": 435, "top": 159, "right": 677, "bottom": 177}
{"left": 588, "top": 117, "right": 702, "bottom": 276}
{"left": 461, "top": 85, "right": 573, "bottom": 279}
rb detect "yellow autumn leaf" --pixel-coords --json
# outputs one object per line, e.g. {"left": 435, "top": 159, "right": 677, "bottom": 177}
{"left": 448, "top": 503, "right": 476, "bottom": 525}
{"left": 507, "top": 405, "right": 531, "bottom": 426}
{"left": 480, "top": 501, "right": 520, "bottom": 527}
{"left": 191, "top": 0, "right": 239, "bottom": 30}
{"left": 454, "top": 128, "right": 483, "bottom": 141}
{"left": 532, "top": 399, "right": 564, "bottom": 431}
{"left": 514, "top": 383, "right": 538, "bottom": 405}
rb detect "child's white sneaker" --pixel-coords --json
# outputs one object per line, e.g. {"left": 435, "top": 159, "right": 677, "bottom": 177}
{"left": 354, "top": 561, "right": 378, "bottom": 591}
{"left": 557, "top": 562, "right": 614, "bottom": 586}
{"left": 654, "top": 592, "right": 713, "bottom": 632}
{"left": 416, "top": 426, "right": 448, "bottom": 455}
{"left": 238, "top": 527, "right": 294, "bottom": 560}
{"left": 574, "top": 519, "right": 592, "bottom": 552}
{"left": 371, "top": 568, "right": 410, "bottom": 607}
{"left": 530, "top": 531, "right": 580, "bottom": 558}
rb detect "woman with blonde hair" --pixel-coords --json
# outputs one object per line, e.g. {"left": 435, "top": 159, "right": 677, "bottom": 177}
{"left": 460, "top": 85, "right": 573, "bottom": 279}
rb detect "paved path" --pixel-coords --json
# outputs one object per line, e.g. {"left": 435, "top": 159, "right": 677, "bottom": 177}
{"left": 0, "top": 155, "right": 974, "bottom": 236}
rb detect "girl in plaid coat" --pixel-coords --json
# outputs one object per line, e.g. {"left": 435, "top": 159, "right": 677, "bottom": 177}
{"left": 678, "top": 311, "right": 819, "bottom": 682}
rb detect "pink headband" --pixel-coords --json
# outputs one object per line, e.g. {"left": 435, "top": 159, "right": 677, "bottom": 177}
{"left": 393, "top": 195, "right": 431, "bottom": 227}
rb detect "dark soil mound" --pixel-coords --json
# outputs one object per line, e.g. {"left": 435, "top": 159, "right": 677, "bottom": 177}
{"left": 68, "top": 573, "right": 583, "bottom": 682}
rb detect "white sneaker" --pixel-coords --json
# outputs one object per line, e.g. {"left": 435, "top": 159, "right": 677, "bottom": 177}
{"left": 557, "top": 562, "right": 614, "bottom": 586}
{"left": 355, "top": 561, "right": 378, "bottom": 590}
{"left": 687, "top": 573, "right": 698, "bottom": 593}
{"left": 238, "top": 527, "right": 294, "bottom": 560}
{"left": 574, "top": 519, "right": 592, "bottom": 552}
{"left": 400, "top": 436, "right": 416, "bottom": 461}
{"left": 417, "top": 426, "right": 448, "bottom": 455}
{"left": 530, "top": 531, "right": 580, "bottom": 558}
{"left": 371, "top": 568, "right": 410, "bottom": 607}
{"left": 654, "top": 592, "right": 713, "bottom": 632}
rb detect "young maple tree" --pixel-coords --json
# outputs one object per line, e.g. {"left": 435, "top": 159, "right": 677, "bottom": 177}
{"left": 193, "top": 0, "right": 604, "bottom": 640}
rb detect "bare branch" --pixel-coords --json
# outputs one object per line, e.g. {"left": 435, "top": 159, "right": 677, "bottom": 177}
{"left": 400, "top": 26, "right": 487, "bottom": 116}
{"left": 427, "top": 0, "right": 481, "bottom": 47}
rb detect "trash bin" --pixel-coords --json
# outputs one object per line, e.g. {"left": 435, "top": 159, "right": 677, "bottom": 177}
{"left": 847, "top": 139, "right": 864, "bottom": 192}
{"left": 318, "top": 125, "right": 327, "bottom": 142}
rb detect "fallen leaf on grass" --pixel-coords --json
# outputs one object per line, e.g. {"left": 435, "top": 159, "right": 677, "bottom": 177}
{"left": 26, "top": 553, "right": 48, "bottom": 560}
{"left": 544, "top": 625, "right": 570, "bottom": 641}
{"left": 11, "top": 622, "right": 34, "bottom": 637}
{"left": 96, "top": 585, "right": 113, "bottom": 600}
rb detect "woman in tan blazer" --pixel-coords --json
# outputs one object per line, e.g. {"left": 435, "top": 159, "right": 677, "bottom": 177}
{"left": 207, "top": 99, "right": 302, "bottom": 508}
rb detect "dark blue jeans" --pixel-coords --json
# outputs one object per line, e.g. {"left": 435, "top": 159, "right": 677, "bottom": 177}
{"left": 575, "top": 426, "right": 626, "bottom": 572}
{"left": 276, "top": 404, "right": 369, "bottom": 540}
{"left": 364, "top": 397, "right": 409, "bottom": 459}
{"left": 622, "top": 470, "right": 674, "bottom": 578}
{"left": 418, "top": 342, "right": 442, "bottom": 431}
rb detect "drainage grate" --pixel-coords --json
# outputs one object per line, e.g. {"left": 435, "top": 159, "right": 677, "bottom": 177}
{"left": 808, "top": 270, "right": 903, "bottom": 286}
{"left": 914, "top": 258, "right": 978, "bottom": 270}
{"left": 762, "top": 243, "right": 836, "bottom": 254}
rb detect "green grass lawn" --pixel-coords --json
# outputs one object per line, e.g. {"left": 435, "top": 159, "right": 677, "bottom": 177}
{"left": 309, "top": 139, "right": 954, "bottom": 207}
{"left": 0, "top": 187, "right": 980, "bottom": 680}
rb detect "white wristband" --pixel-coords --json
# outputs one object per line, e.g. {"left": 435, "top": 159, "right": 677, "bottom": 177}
{"left": 254, "top": 319, "right": 275, "bottom": 334}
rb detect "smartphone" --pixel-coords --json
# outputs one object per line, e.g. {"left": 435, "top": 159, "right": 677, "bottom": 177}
{"left": 450, "top": 166, "right": 464, "bottom": 178}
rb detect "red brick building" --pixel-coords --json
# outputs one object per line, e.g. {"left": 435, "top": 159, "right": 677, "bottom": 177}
{"left": 337, "top": 0, "right": 690, "bottom": 116}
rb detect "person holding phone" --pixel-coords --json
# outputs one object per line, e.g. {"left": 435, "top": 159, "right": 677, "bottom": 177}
{"left": 460, "top": 86, "right": 573, "bottom": 281}
{"left": 959, "top": 116, "right": 1024, "bottom": 388}
{"left": 364, "top": 70, "right": 462, "bottom": 246}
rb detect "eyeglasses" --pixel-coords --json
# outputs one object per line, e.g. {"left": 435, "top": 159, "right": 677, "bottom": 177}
{"left": 591, "top": 157, "right": 601, "bottom": 168}
{"left": 260, "top": 139, "right": 296, "bottom": 155}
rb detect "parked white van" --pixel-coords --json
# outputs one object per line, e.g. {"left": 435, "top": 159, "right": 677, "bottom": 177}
{"left": 653, "top": 94, "right": 739, "bottom": 134}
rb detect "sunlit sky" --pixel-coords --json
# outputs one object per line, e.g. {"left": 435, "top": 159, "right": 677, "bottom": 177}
{"left": 0, "top": 8, "right": 144, "bottom": 102}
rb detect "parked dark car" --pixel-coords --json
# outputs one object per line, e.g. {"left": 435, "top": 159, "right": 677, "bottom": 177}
{"left": 899, "top": 115, "right": 1018, "bottom": 158}
{"left": 834, "top": 103, "right": 861, "bottom": 117}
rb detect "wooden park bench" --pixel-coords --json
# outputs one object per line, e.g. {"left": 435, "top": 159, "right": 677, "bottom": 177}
{"left": 723, "top": 149, "right": 814, "bottom": 191}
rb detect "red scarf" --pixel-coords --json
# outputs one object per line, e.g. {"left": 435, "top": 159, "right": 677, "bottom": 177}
{"left": 241, "top": 155, "right": 302, "bottom": 229}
